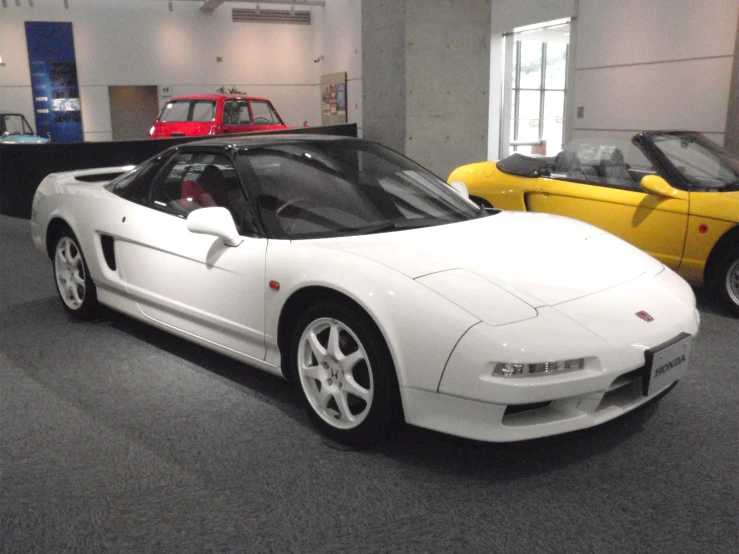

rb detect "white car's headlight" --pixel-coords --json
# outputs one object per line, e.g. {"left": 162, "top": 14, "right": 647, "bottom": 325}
{"left": 493, "top": 358, "right": 585, "bottom": 377}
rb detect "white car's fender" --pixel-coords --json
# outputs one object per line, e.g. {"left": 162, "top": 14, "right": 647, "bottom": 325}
{"left": 263, "top": 239, "right": 481, "bottom": 392}
{"left": 31, "top": 169, "right": 129, "bottom": 287}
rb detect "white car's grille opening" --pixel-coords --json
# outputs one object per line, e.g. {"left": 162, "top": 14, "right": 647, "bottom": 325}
{"left": 596, "top": 368, "right": 644, "bottom": 413}
{"left": 504, "top": 401, "right": 552, "bottom": 416}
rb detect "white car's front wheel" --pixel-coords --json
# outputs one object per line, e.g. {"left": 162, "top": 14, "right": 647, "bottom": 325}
{"left": 52, "top": 231, "right": 99, "bottom": 320}
{"left": 291, "top": 301, "right": 400, "bottom": 447}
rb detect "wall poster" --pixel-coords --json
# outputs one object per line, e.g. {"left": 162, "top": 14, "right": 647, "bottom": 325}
{"left": 321, "top": 72, "right": 347, "bottom": 126}
{"left": 25, "top": 22, "right": 84, "bottom": 142}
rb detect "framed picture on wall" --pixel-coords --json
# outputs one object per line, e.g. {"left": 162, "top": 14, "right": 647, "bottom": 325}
{"left": 321, "top": 72, "right": 347, "bottom": 126}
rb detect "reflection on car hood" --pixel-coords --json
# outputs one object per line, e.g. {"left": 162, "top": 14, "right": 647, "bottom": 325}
{"left": 308, "top": 211, "right": 664, "bottom": 306}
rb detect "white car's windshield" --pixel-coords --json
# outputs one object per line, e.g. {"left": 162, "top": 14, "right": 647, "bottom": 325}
{"left": 240, "top": 140, "right": 483, "bottom": 239}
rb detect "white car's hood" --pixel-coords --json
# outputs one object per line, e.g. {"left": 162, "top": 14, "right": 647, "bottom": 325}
{"left": 307, "top": 211, "right": 664, "bottom": 307}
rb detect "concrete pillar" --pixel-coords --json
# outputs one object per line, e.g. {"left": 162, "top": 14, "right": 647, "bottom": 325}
{"left": 363, "top": 0, "right": 492, "bottom": 179}
{"left": 724, "top": 10, "right": 739, "bottom": 155}
{"left": 362, "top": 0, "right": 407, "bottom": 152}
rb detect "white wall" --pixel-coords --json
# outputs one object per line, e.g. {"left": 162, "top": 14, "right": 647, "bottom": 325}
{"left": 572, "top": 0, "right": 739, "bottom": 146}
{"left": 312, "top": 0, "right": 362, "bottom": 134}
{"left": 0, "top": 0, "right": 330, "bottom": 141}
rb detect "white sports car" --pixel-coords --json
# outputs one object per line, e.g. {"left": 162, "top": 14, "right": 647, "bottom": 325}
{"left": 31, "top": 136, "right": 700, "bottom": 446}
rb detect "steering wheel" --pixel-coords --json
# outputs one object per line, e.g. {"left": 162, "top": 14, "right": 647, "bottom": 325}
{"left": 254, "top": 117, "right": 272, "bottom": 124}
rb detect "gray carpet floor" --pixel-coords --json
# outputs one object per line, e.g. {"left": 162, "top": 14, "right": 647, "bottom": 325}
{"left": 1, "top": 214, "right": 737, "bottom": 553}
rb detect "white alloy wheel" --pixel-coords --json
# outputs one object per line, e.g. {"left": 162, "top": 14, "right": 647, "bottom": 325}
{"left": 297, "top": 317, "right": 374, "bottom": 430}
{"left": 54, "top": 236, "right": 87, "bottom": 310}
{"left": 52, "top": 231, "right": 99, "bottom": 320}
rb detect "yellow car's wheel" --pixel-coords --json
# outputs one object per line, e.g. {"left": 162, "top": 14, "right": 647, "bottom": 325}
{"left": 715, "top": 246, "right": 739, "bottom": 317}
{"left": 470, "top": 196, "right": 494, "bottom": 210}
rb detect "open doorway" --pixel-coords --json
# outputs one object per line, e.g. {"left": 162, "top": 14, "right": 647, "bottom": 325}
{"left": 108, "top": 86, "right": 159, "bottom": 141}
{"left": 500, "top": 19, "right": 570, "bottom": 158}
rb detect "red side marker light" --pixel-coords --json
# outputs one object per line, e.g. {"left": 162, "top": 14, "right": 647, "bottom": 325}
{"left": 698, "top": 224, "right": 708, "bottom": 234}
{"left": 269, "top": 280, "right": 280, "bottom": 291}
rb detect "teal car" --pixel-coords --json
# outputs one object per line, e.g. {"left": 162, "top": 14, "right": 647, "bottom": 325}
{"left": 0, "top": 112, "right": 50, "bottom": 143}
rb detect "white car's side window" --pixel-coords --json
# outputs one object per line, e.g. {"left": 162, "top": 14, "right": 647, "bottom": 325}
{"left": 149, "top": 152, "right": 251, "bottom": 232}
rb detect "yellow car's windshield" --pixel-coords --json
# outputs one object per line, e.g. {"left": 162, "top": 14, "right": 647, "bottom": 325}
{"left": 651, "top": 132, "right": 739, "bottom": 192}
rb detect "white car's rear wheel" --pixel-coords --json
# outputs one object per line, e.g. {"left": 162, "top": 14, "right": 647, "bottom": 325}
{"left": 52, "top": 232, "right": 99, "bottom": 320}
{"left": 290, "top": 301, "right": 400, "bottom": 447}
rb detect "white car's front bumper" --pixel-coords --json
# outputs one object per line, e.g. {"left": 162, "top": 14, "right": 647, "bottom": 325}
{"left": 401, "top": 269, "right": 700, "bottom": 442}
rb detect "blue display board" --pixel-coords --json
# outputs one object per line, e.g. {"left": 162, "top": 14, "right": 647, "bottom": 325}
{"left": 25, "top": 22, "right": 83, "bottom": 143}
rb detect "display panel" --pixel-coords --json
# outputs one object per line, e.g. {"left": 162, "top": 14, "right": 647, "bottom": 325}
{"left": 24, "top": 21, "right": 83, "bottom": 143}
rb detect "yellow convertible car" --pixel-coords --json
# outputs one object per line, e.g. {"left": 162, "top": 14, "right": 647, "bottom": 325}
{"left": 448, "top": 131, "right": 739, "bottom": 315}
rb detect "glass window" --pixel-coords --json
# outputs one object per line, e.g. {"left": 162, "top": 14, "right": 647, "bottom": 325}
{"left": 542, "top": 91, "right": 565, "bottom": 153}
{"left": 158, "top": 100, "right": 216, "bottom": 123}
{"left": 519, "top": 41, "right": 543, "bottom": 88}
{"left": 508, "top": 91, "right": 518, "bottom": 145}
{"left": 105, "top": 157, "right": 164, "bottom": 203}
{"left": 191, "top": 101, "right": 216, "bottom": 122}
{"left": 224, "top": 101, "right": 252, "bottom": 125}
{"left": 510, "top": 38, "right": 568, "bottom": 156}
{"left": 653, "top": 133, "right": 739, "bottom": 190}
{"left": 553, "top": 138, "right": 647, "bottom": 190}
{"left": 545, "top": 42, "right": 568, "bottom": 89}
{"left": 250, "top": 101, "right": 279, "bottom": 124}
{"left": 242, "top": 140, "right": 482, "bottom": 239}
{"left": 149, "top": 152, "right": 251, "bottom": 230}
{"left": 1, "top": 114, "right": 33, "bottom": 135}
{"left": 517, "top": 90, "right": 541, "bottom": 142}
{"left": 158, "top": 101, "right": 190, "bottom": 122}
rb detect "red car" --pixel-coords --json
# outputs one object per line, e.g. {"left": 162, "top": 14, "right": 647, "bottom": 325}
{"left": 149, "top": 94, "right": 288, "bottom": 139}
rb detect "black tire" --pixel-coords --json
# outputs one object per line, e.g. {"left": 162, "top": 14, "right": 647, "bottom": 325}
{"left": 713, "top": 245, "right": 739, "bottom": 317}
{"left": 470, "top": 196, "right": 494, "bottom": 209}
{"left": 289, "top": 301, "right": 401, "bottom": 447}
{"left": 51, "top": 230, "right": 100, "bottom": 320}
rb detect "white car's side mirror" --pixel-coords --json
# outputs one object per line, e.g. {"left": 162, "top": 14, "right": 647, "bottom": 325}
{"left": 186, "top": 207, "right": 243, "bottom": 247}
{"left": 449, "top": 180, "right": 470, "bottom": 199}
